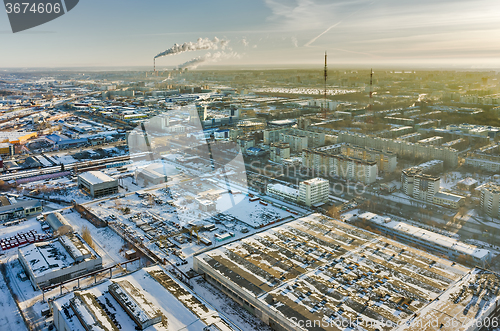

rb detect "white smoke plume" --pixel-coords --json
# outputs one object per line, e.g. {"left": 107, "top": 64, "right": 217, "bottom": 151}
{"left": 154, "top": 37, "right": 229, "bottom": 59}
{"left": 178, "top": 51, "right": 239, "bottom": 69}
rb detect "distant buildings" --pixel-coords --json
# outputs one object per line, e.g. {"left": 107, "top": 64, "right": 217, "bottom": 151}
{"left": 465, "top": 155, "right": 500, "bottom": 172}
{"left": 263, "top": 128, "right": 325, "bottom": 152}
{"left": 236, "top": 135, "right": 255, "bottom": 153}
{"left": 78, "top": 171, "right": 118, "bottom": 198}
{"left": 338, "top": 132, "right": 459, "bottom": 167}
{"left": 480, "top": 182, "right": 500, "bottom": 218}
{"left": 340, "top": 143, "right": 397, "bottom": 173}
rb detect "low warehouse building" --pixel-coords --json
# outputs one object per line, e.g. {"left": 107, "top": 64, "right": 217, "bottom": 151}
{"left": 18, "top": 233, "right": 102, "bottom": 288}
{"left": 78, "top": 171, "right": 118, "bottom": 198}
{"left": 51, "top": 266, "right": 233, "bottom": 331}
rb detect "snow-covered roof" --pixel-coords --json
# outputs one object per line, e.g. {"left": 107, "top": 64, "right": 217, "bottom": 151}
{"left": 196, "top": 213, "right": 473, "bottom": 330}
{"left": 359, "top": 212, "right": 490, "bottom": 260}
{"left": 78, "top": 171, "right": 116, "bottom": 185}
{"left": 267, "top": 183, "right": 298, "bottom": 196}
{"left": 51, "top": 266, "right": 233, "bottom": 331}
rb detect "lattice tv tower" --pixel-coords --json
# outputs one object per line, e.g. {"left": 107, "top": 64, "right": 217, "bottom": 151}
{"left": 322, "top": 51, "right": 328, "bottom": 119}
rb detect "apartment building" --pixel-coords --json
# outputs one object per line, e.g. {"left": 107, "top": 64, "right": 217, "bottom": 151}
{"left": 269, "top": 142, "right": 290, "bottom": 163}
{"left": 298, "top": 178, "right": 329, "bottom": 207}
{"left": 412, "top": 174, "right": 440, "bottom": 203}
{"left": 480, "top": 182, "right": 500, "bottom": 218}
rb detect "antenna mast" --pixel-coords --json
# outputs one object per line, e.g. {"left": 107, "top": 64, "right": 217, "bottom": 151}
{"left": 323, "top": 51, "right": 328, "bottom": 119}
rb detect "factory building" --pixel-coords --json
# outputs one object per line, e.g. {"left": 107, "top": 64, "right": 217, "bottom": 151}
{"left": 194, "top": 213, "right": 499, "bottom": 331}
{"left": 45, "top": 212, "right": 73, "bottom": 234}
{"left": 18, "top": 233, "right": 102, "bottom": 288}
{"left": 51, "top": 266, "right": 233, "bottom": 331}
{"left": 358, "top": 212, "right": 491, "bottom": 267}
{"left": 78, "top": 171, "right": 118, "bottom": 198}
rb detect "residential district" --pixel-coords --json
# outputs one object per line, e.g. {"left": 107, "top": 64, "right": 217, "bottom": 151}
{"left": 1, "top": 68, "right": 500, "bottom": 331}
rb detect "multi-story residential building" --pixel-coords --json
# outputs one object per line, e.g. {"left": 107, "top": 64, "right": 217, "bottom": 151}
{"left": 412, "top": 174, "right": 440, "bottom": 202}
{"left": 302, "top": 144, "right": 378, "bottom": 184}
{"left": 279, "top": 132, "right": 308, "bottom": 152}
{"left": 269, "top": 142, "right": 290, "bottom": 163}
{"left": 465, "top": 155, "right": 500, "bottom": 172}
{"left": 401, "top": 167, "right": 422, "bottom": 196}
{"left": 236, "top": 135, "right": 255, "bottom": 153}
{"left": 480, "top": 182, "right": 500, "bottom": 218}
{"left": 263, "top": 128, "right": 325, "bottom": 149}
{"left": 340, "top": 143, "right": 397, "bottom": 173}
{"left": 333, "top": 156, "right": 377, "bottom": 184}
{"left": 337, "top": 132, "right": 459, "bottom": 167}
{"left": 298, "top": 178, "right": 329, "bottom": 207}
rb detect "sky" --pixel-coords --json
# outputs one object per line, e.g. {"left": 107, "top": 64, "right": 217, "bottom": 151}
{"left": 1, "top": 0, "right": 499, "bottom": 69}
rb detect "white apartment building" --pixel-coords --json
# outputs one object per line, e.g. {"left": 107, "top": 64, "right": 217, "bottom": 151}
{"left": 480, "top": 182, "right": 500, "bottom": 218}
{"left": 412, "top": 174, "right": 440, "bottom": 203}
{"left": 299, "top": 178, "right": 329, "bottom": 207}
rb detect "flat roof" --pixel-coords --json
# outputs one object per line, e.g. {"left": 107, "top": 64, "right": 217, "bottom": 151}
{"left": 78, "top": 171, "right": 116, "bottom": 185}
{"left": 359, "top": 212, "right": 490, "bottom": 260}
{"left": 267, "top": 183, "right": 299, "bottom": 196}
{"left": 433, "top": 192, "right": 464, "bottom": 202}
{"left": 196, "top": 213, "right": 472, "bottom": 331}
{"left": 51, "top": 266, "right": 233, "bottom": 331}
{"left": 19, "top": 240, "right": 75, "bottom": 278}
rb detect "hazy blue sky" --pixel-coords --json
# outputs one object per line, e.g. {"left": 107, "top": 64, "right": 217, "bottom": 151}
{"left": 1, "top": 0, "right": 499, "bottom": 68}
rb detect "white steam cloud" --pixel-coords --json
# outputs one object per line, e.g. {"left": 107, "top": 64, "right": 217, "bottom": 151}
{"left": 154, "top": 37, "right": 229, "bottom": 59}
{"left": 178, "top": 51, "right": 240, "bottom": 69}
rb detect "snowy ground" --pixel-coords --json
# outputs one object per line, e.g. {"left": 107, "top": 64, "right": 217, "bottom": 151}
{"left": 63, "top": 210, "right": 128, "bottom": 267}
{"left": 0, "top": 268, "right": 28, "bottom": 331}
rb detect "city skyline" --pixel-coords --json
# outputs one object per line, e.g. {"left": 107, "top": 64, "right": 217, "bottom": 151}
{"left": 1, "top": 0, "right": 500, "bottom": 69}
